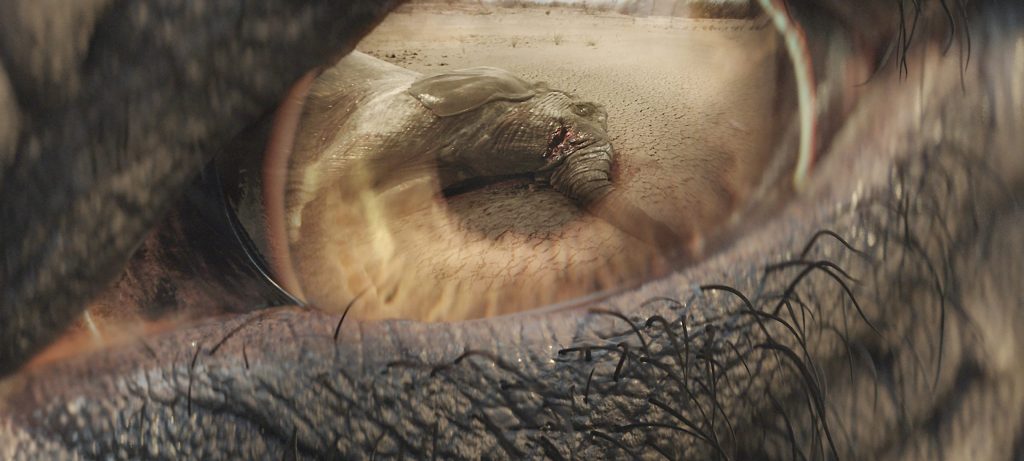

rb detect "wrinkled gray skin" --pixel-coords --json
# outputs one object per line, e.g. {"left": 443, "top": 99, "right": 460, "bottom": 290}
{"left": 411, "top": 64, "right": 616, "bottom": 203}
{"left": 0, "top": 0, "right": 401, "bottom": 375}
{"left": 1, "top": 1, "right": 1023, "bottom": 460}
{"left": 291, "top": 51, "right": 679, "bottom": 248}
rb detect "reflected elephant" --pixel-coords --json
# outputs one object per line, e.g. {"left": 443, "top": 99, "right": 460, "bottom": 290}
{"left": 283, "top": 51, "right": 680, "bottom": 248}
{"left": 270, "top": 51, "right": 683, "bottom": 308}
{"left": 1, "top": 0, "right": 1023, "bottom": 460}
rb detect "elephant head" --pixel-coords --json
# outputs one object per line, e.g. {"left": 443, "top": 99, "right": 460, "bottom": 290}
{"left": 408, "top": 67, "right": 685, "bottom": 251}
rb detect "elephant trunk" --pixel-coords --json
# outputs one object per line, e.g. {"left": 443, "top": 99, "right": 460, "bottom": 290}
{"left": 548, "top": 142, "right": 615, "bottom": 204}
{"left": 549, "top": 144, "right": 686, "bottom": 252}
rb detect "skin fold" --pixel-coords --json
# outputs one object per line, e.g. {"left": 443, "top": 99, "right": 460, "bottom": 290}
{"left": 1, "top": 0, "right": 1022, "bottom": 460}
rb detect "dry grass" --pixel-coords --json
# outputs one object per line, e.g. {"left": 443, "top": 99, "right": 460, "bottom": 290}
{"left": 688, "top": 1, "right": 759, "bottom": 18}
{"left": 428, "top": 0, "right": 762, "bottom": 19}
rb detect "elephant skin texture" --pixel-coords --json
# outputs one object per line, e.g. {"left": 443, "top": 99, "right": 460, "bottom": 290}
{"left": 1, "top": 1, "right": 1023, "bottom": 460}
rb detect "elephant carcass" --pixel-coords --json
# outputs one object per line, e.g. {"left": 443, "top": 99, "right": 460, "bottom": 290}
{"left": 278, "top": 52, "right": 684, "bottom": 271}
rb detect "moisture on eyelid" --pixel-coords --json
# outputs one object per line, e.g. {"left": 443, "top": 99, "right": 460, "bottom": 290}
{"left": 274, "top": 7, "right": 788, "bottom": 322}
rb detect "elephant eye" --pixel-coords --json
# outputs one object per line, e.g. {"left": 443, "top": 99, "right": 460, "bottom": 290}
{"left": 572, "top": 103, "right": 595, "bottom": 117}
{"left": 225, "top": 1, "right": 809, "bottom": 323}
{"left": 48, "top": 0, "right": 811, "bottom": 351}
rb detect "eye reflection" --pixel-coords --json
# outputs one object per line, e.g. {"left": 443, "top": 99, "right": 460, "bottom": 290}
{"left": 250, "top": 2, "right": 789, "bottom": 321}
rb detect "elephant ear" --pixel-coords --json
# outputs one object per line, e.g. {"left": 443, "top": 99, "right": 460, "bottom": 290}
{"left": 408, "top": 67, "right": 541, "bottom": 117}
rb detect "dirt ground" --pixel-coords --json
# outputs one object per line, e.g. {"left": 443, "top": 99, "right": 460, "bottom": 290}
{"left": 312, "top": 4, "right": 783, "bottom": 318}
